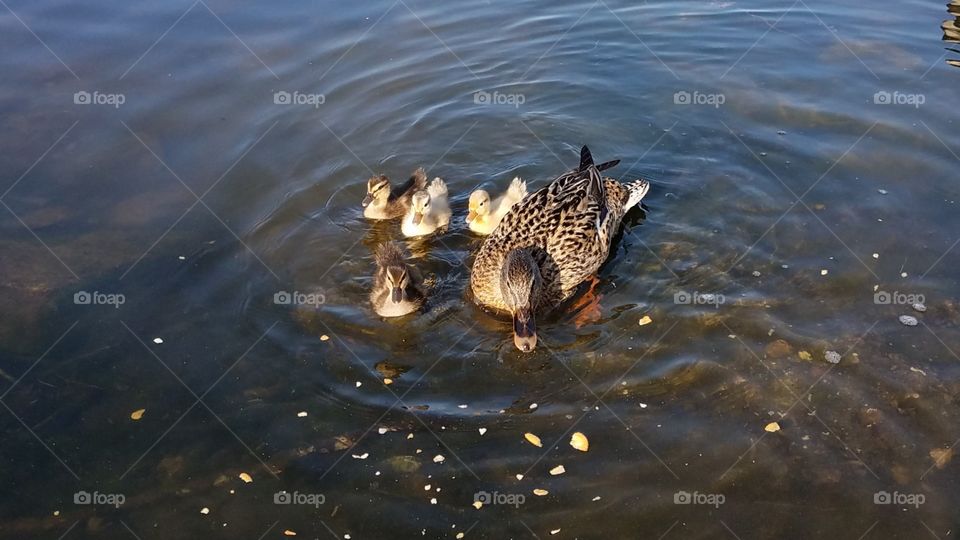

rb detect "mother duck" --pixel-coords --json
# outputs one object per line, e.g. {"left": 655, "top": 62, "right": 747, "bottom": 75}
{"left": 470, "top": 146, "right": 650, "bottom": 352}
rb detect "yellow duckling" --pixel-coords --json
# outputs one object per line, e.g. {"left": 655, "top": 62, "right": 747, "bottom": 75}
{"left": 370, "top": 242, "right": 425, "bottom": 317}
{"left": 401, "top": 178, "right": 451, "bottom": 237}
{"left": 466, "top": 177, "right": 528, "bottom": 235}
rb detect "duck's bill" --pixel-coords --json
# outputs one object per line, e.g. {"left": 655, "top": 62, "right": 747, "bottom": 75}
{"left": 391, "top": 287, "right": 403, "bottom": 304}
{"left": 412, "top": 212, "right": 424, "bottom": 226}
{"left": 512, "top": 309, "right": 537, "bottom": 352}
{"left": 466, "top": 210, "right": 477, "bottom": 223}
{"left": 361, "top": 193, "right": 373, "bottom": 207}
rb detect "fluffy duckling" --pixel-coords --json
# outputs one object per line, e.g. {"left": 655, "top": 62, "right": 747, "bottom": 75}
{"left": 362, "top": 168, "right": 427, "bottom": 220}
{"left": 401, "top": 178, "right": 451, "bottom": 237}
{"left": 466, "top": 177, "right": 527, "bottom": 235}
{"left": 370, "top": 241, "right": 425, "bottom": 317}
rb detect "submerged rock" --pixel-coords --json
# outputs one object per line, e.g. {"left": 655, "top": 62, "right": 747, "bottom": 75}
{"left": 765, "top": 339, "right": 793, "bottom": 359}
{"left": 375, "top": 361, "right": 411, "bottom": 379}
{"left": 385, "top": 455, "right": 421, "bottom": 473}
{"left": 824, "top": 351, "right": 842, "bottom": 364}
{"left": 898, "top": 315, "right": 919, "bottom": 326}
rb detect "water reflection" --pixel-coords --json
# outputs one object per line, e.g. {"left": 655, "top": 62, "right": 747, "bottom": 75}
{"left": 945, "top": 1, "right": 960, "bottom": 67}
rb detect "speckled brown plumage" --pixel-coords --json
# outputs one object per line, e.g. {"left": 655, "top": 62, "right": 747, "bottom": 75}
{"left": 470, "top": 146, "right": 649, "bottom": 314}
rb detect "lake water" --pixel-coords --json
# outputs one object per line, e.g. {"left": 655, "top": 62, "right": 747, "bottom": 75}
{"left": 2, "top": 0, "right": 959, "bottom": 538}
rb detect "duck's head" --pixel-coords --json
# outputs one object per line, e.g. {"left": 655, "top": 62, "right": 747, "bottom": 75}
{"left": 410, "top": 190, "right": 431, "bottom": 225}
{"left": 500, "top": 249, "right": 542, "bottom": 352}
{"left": 384, "top": 265, "right": 412, "bottom": 304}
{"left": 466, "top": 190, "right": 491, "bottom": 223}
{"left": 363, "top": 175, "right": 390, "bottom": 207}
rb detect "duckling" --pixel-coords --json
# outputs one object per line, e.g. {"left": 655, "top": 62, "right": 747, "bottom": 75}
{"left": 362, "top": 168, "right": 427, "bottom": 220}
{"left": 466, "top": 177, "right": 528, "bottom": 235}
{"left": 401, "top": 177, "right": 451, "bottom": 237}
{"left": 370, "top": 241, "right": 425, "bottom": 317}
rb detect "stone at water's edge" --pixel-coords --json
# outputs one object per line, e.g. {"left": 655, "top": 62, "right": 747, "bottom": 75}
{"left": 899, "top": 315, "right": 919, "bottom": 326}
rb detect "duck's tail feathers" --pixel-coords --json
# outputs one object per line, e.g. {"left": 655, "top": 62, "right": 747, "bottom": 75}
{"left": 625, "top": 179, "right": 651, "bottom": 210}
{"left": 507, "top": 176, "right": 528, "bottom": 200}
{"left": 394, "top": 168, "right": 428, "bottom": 198}
{"left": 427, "top": 177, "right": 448, "bottom": 198}
{"left": 375, "top": 241, "right": 407, "bottom": 268}
{"left": 411, "top": 168, "right": 428, "bottom": 189}
{"left": 578, "top": 145, "right": 594, "bottom": 171}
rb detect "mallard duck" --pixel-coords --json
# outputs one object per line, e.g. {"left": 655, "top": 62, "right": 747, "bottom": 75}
{"left": 470, "top": 146, "right": 650, "bottom": 352}
{"left": 401, "top": 177, "right": 451, "bottom": 237}
{"left": 370, "top": 241, "right": 425, "bottom": 317}
{"left": 362, "top": 168, "right": 427, "bottom": 220}
{"left": 466, "top": 177, "right": 528, "bottom": 235}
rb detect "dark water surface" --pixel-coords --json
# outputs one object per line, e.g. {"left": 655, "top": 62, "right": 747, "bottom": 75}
{"left": 2, "top": 0, "right": 959, "bottom": 538}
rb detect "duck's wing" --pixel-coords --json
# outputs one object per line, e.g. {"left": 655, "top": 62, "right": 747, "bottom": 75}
{"left": 596, "top": 158, "right": 620, "bottom": 172}
{"left": 545, "top": 146, "right": 610, "bottom": 233}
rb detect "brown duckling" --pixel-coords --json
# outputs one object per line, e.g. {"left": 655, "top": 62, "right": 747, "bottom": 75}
{"left": 370, "top": 241, "right": 425, "bottom": 317}
{"left": 362, "top": 168, "right": 427, "bottom": 220}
